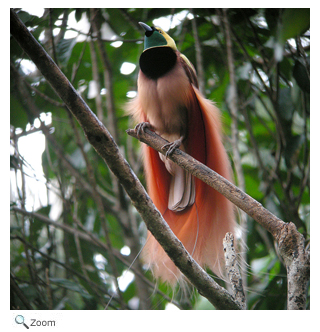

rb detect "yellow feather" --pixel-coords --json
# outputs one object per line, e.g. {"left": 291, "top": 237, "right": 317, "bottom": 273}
{"left": 154, "top": 27, "right": 177, "bottom": 51}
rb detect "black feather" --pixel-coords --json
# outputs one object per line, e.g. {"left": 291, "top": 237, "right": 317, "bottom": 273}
{"left": 139, "top": 47, "right": 177, "bottom": 80}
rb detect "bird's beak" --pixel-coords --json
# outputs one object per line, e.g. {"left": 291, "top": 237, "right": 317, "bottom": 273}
{"left": 139, "top": 22, "right": 153, "bottom": 32}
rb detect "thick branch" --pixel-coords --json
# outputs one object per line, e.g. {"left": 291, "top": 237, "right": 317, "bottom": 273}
{"left": 10, "top": 9, "right": 240, "bottom": 310}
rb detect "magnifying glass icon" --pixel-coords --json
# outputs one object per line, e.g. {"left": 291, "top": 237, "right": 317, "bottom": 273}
{"left": 15, "top": 315, "right": 29, "bottom": 329}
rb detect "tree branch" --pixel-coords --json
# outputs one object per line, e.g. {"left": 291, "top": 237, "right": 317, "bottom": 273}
{"left": 127, "top": 127, "right": 285, "bottom": 239}
{"left": 10, "top": 9, "right": 240, "bottom": 310}
{"left": 223, "top": 233, "right": 246, "bottom": 309}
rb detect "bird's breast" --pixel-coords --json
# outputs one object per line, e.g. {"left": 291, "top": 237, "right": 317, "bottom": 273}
{"left": 138, "top": 62, "right": 191, "bottom": 138}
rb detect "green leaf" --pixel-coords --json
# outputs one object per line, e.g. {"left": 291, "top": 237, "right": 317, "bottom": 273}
{"left": 49, "top": 278, "right": 93, "bottom": 299}
{"left": 56, "top": 38, "right": 78, "bottom": 67}
{"left": 195, "top": 296, "right": 216, "bottom": 310}
{"left": 284, "top": 134, "right": 304, "bottom": 167}
{"left": 17, "top": 10, "right": 32, "bottom": 24}
{"left": 278, "top": 87, "right": 294, "bottom": 122}
{"left": 293, "top": 58, "right": 310, "bottom": 93}
{"left": 10, "top": 96, "right": 30, "bottom": 129}
{"left": 280, "top": 9, "right": 310, "bottom": 42}
{"left": 75, "top": 9, "right": 84, "bottom": 22}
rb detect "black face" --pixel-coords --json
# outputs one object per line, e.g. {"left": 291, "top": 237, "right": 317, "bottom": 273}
{"left": 145, "top": 26, "right": 156, "bottom": 37}
{"left": 139, "top": 47, "right": 177, "bottom": 80}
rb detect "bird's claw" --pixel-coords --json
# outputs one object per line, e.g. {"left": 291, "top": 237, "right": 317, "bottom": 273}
{"left": 134, "top": 122, "right": 154, "bottom": 137}
{"left": 162, "top": 137, "right": 184, "bottom": 158}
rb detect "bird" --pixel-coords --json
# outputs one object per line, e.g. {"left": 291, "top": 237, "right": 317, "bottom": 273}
{"left": 127, "top": 21, "right": 236, "bottom": 285}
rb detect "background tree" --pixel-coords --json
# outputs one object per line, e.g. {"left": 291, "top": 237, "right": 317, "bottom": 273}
{"left": 10, "top": 8, "right": 310, "bottom": 310}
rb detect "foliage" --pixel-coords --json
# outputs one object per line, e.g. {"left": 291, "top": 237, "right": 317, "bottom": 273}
{"left": 10, "top": 8, "right": 309, "bottom": 310}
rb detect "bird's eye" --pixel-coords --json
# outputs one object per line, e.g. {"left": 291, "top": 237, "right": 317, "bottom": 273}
{"left": 158, "top": 30, "right": 162, "bottom": 34}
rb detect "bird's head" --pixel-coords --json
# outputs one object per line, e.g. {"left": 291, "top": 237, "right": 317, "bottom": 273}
{"left": 139, "top": 22, "right": 177, "bottom": 51}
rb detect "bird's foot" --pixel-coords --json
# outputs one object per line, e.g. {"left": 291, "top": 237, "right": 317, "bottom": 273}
{"left": 134, "top": 122, "right": 154, "bottom": 137}
{"left": 162, "top": 136, "right": 184, "bottom": 157}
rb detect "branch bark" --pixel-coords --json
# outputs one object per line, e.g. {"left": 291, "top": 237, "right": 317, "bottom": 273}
{"left": 10, "top": 9, "right": 240, "bottom": 310}
{"left": 223, "top": 233, "right": 246, "bottom": 309}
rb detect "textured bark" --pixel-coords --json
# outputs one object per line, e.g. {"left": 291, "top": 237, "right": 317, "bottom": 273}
{"left": 223, "top": 233, "right": 246, "bottom": 309}
{"left": 278, "top": 222, "right": 310, "bottom": 310}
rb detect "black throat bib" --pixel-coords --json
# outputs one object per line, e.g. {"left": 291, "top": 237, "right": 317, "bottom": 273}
{"left": 139, "top": 47, "right": 177, "bottom": 80}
